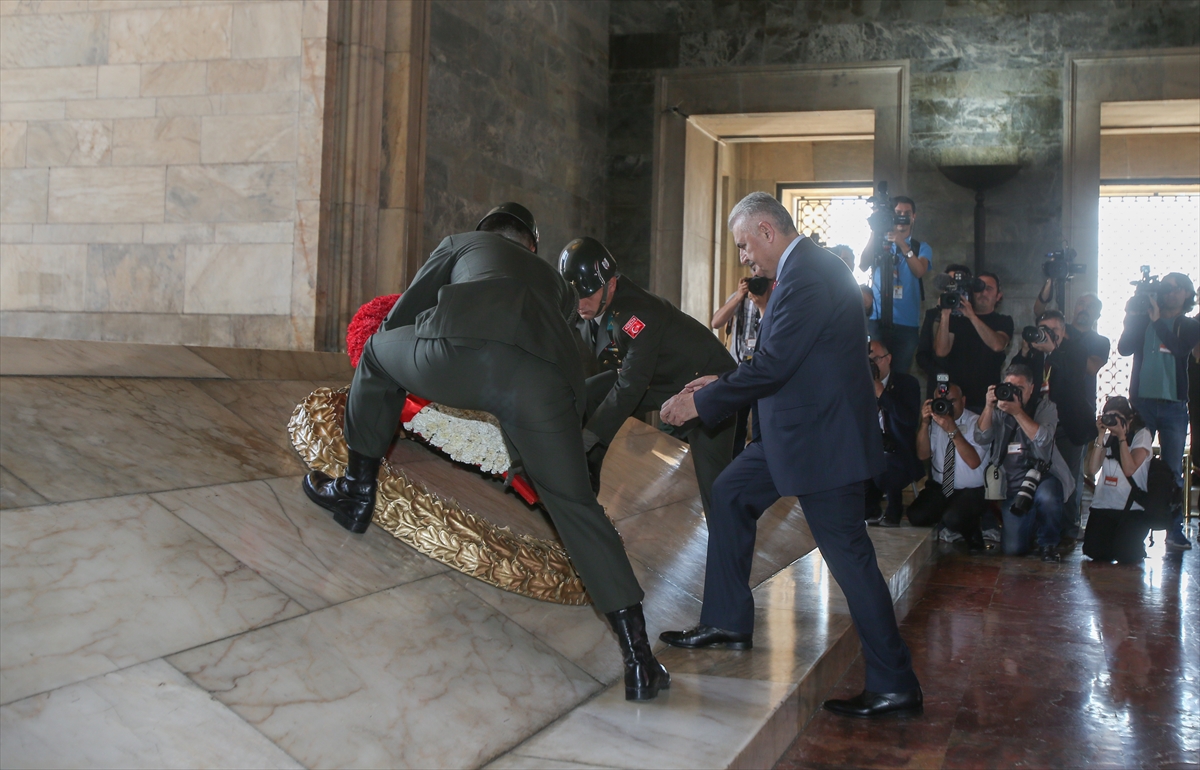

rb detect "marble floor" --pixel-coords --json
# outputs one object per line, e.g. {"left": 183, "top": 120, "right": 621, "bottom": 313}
{"left": 775, "top": 534, "right": 1200, "bottom": 770}
{"left": 0, "top": 338, "right": 934, "bottom": 769}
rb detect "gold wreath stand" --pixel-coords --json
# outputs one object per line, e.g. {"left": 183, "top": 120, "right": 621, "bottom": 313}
{"left": 288, "top": 387, "right": 590, "bottom": 605}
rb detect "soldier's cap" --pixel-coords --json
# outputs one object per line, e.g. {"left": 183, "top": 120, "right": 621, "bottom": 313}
{"left": 476, "top": 202, "right": 539, "bottom": 253}
{"left": 559, "top": 237, "right": 618, "bottom": 298}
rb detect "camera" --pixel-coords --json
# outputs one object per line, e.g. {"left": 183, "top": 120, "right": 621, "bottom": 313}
{"left": 1022, "top": 325, "right": 1057, "bottom": 345}
{"left": 1042, "top": 248, "right": 1085, "bottom": 281}
{"left": 994, "top": 382, "right": 1021, "bottom": 402}
{"left": 746, "top": 276, "right": 771, "bottom": 296}
{"left": 1010, "top": 460, "right": 1050, "bottom": 516}
{"left": 935, "top": 271, "right": 985, "bottom": 314}
{"left": 1100, "top": 413, "right": 1123, "bottom": 428}
{"left": 865, "top": 181, "right": 910, "bottom": 234}
{"left": 1127, "top": 265, "right": 1163, "bottom": 315}
{"left": 870, "top": 359, "right": 881, "bottom": 381}
{"left": 931, "top": 374, "right": 954, "bottom": 416}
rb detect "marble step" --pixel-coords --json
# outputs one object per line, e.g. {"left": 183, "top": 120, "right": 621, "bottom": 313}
{"left": 485, "top": 526, "right": 935, "bottom": 770}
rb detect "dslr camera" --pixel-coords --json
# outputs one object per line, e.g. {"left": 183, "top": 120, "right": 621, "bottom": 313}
{"left": 935, "top": 270, "right": 985, "bottom": 314}
{"left": 1100, "top": 412, "right": 1124, "bottom": 428}
{"left": 994, "top": 382, "right": 1021, "bottom": 403}
{"left": 1042, "top": 248, "right": 1085, "bottom": 281}
{"left": 931, "top": 374, "right": 954, "bottom": 417}
{"left": 865, "top": 181, "right": 910, "bottom": 234}
{"left": 1126, "top": 265, "right": 1164, "bottom": 315}
{"left": 746, "top": 275, "right": 771, "bottom": 296}
{"left": 1021, "top": 324, "right": 1058, "bottom": 346}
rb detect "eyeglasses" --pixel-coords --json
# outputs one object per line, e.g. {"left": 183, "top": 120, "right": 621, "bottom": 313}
{"left": 868, "top": 353, "right": 891, "bottom": 363}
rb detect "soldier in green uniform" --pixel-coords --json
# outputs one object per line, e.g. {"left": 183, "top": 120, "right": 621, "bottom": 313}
{"left": 302, "top": 204, "right": 669, "bottom": 701}
{"left": 560, "top": 237, "right": 737, "bottom": 516}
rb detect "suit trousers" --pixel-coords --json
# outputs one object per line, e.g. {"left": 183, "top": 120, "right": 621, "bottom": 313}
{"left": 584, "top": 370, "right": 735, "bottom": 519}
{"left": 345, "top": 326, "right": 644, "bottom": 614}
{"left": 700, "top": 441, "right": 919, "bottom": 693}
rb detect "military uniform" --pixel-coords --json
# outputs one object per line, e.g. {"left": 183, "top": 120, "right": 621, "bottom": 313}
{"left": 344, "top": 231, "right": 643, "bottom": 614}
{"left": 582, "top": 275, "right": 737, "bottom": 517}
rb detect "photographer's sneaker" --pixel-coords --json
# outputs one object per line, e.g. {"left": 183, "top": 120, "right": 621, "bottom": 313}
{"left": 1165, "top": 531, "right": 1193, "bottom": 551}
{"left": 982, "top": 528, "right": 1001, "bottom": 544}
{"left": 938, "top": 528, "right": 963, "bottom": 543}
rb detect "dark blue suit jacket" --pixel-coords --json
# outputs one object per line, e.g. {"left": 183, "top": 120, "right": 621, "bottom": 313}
{"left": 694, "top": 236, "right": 885, "bottom": 496}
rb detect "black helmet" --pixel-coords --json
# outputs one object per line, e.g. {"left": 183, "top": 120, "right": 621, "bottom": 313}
{"left": 476, "top": 202, "right": 539, "bottom": 253}
{"left": 559, "top": 237, "right": 618, "bottom": 297}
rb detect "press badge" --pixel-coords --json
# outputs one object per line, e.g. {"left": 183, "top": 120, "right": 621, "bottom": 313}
{"left": 893, "top": 284, "right": 904, "bottom": 300}
{"left": 1104, "top": 475, "right": 1119, "bottom": 487}
{"left": 1007, "top": 442, "right": 1023, "bottom": 455}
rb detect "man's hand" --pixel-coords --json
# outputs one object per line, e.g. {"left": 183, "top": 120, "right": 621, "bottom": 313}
{"left": 921, "top": 399, "right": 934, "bottom": 424}
{"left": 683, "top": 374, "right": 718, "bottom": 393}
{"left": 932, "top": 411, "right": 957, "bottom": 433}
{"left": 660, "top": 390, "right": 699, "bottom": 426}
{"left": 959, "top": 297, "right": 978, "bottom": 320}
{"left": 996, "top": 394, "right": 1023, "bottom": 416}
{"left": 736, "top": 277, "right": 750, "bottom": 299}
{"left": 1148, "top": 294, "right": 1161, "bottom": 322}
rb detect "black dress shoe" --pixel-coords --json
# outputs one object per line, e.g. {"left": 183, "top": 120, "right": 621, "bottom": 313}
{"left": 877, "top": 516, "right": 901, "bottom": 528}
{"left": 301, "top": 449, "right": 380, "bottom": 534}
{"left": 659, "top": 624, "right": 752, "bottom": 650}
{"left": 823, "top": 687, "right": 923, "bottom": 718}
{"left": 606, "top": 604, "right": 670, "bottom": 701}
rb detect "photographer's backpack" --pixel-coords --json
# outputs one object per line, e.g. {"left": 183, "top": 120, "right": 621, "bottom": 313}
{"left": 1123, "top": 454, "right": 1182, "bottom": 534}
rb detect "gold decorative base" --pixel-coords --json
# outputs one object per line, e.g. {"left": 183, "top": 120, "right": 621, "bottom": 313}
{"left": 288, "top": 387, "right": 591, "bottom": 605}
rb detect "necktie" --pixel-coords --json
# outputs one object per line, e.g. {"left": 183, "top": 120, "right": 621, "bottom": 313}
{"left": 942, "top": 433, "right": 956, "bottom": 498}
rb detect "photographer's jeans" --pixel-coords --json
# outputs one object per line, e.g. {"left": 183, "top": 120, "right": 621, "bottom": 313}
{"left": 867, "top": 321, "right": 919, "bottom": 375}
{"left": 1131, "top": 397, "right": 1190, "bottom": 542}
{"left": 1001, "top": 476, "right": 1065, "bottom": 556}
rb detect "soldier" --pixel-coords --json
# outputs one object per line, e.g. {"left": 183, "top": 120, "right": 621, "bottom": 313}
{"left": 302, "top": 204, "right": 669, "bottom": 701}
{"left": 559, "top": 237, "right": 737, "bottom": 516}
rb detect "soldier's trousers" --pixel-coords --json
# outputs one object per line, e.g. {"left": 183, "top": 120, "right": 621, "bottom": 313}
{"left": 585, "top": 370, "right": 736, "bottom": 519}
{"left": 345, "top": 326, "right": 644, "bottom": 614}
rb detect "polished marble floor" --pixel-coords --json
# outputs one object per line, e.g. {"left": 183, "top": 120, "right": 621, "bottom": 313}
{"left": 775, "top": 534, "right": 1200, "bottom": 770}
{"left": 0, "top": 338, "right": 934, "bottom": 769}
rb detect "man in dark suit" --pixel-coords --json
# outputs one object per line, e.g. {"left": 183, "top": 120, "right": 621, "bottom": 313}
{"left": 866, "top": 338, "right": 925, "bottom": 527}
{"left": 659, "top": 192, "right": 922, "bottom": 718}
{"left": 559, "top": 237, "right": 736, "bottom": 508}
{"left": 302, "top": 203, "right": 669, "bottom": 701}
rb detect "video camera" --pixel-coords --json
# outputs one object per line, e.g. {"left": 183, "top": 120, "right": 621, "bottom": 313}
{"left": 1127, "top": 265, "right": 1164, "bottom": 315}
{"left": 932, "top": 270, "right": 986, "bottom": 315}
{"left": 865, "top": 181, "right": 909, "bottom": 235}
{"left": 931, "top": 374, "right": 954, "bottom": 417}
{"left": 1042, "top": 248, "right": 1085, "bottom": 281}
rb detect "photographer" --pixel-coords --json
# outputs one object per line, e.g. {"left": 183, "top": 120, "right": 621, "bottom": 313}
{"left": 974, "top": 364, "right": 1074, "bottom": 560}
{"left": 1034, "top": 287, "right": 1111, "bottom": 382}
{"left": 1011, "top": 309, "right": 1098, "bottom": 543}
{"left": 711, "top": 274, "right": 773, "bottom": 456}
{"left": 864, "top": 339, "right": 924, "bottom": 526}
{"left": 1117, "top": 272, "right": 1199, "bottom": 550}
{"left": 860, "top": 196, "right": 930, "bottom": 375}
{"left": 916, "top": 263, "right": 971, "bottom": 398}
{"left": 1082, "top": 397, "right": 1153, "bottom": 564}
{"left": 934, "top": 271, "right": 1013, "bottom": 413}
{"left": 908, "top": 382, "right": 990, "bottom": 548}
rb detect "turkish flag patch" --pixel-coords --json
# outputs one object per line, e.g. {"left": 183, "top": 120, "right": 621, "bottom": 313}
{"left": 622, "top": 315, "right": 646, "bottom": 338}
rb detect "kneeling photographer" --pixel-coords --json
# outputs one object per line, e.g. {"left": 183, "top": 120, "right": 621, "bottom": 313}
{"left": 908, "top": 380, "right": 990, "bottom": 548}
{"left": 1082, "top": 397, "right": 1153, "bottom": 563}
{"left": 974, "top": 364, "right": 1074, "bottom": 560}
{"left": 1117, "top": 270, "right": 1199, "bottom": 551}
{"left": 1011, "top": 310, "right": 1098, "bottom": 540}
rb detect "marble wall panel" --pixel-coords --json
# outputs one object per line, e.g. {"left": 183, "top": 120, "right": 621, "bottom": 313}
{"left": 85, "top": 243, "right": 184, "bottom": 313}
{"left": 96, "top": 64, "right": 140, "bottom": 98}
{"left": 165, "top": 163, "right": 295, "bottom": 222}
{"left": 0, "top": 0, "right": 89, "bottom": 14}
{"left": 184, "top": 243, "right": 292, "bottom": 315}
{"left": 0, "top": 243, "right": 86, "bottom": 310}
{"left": 108, "top": 5, "right": 232, "bottom": 64}
{"left": 200, "top": 113, "right": 297, "bottom": 164}
{"left": 0, "top": 121, "right": 27, "bottom": 166}
{"left": 31, "top": 224, "right": 142, "bottom": 243}
{"left": 24, "top": 120, "right": 112, "bottom": 167}
{"left": 142, "top": 222, "right": 213, "bottom": 244}
{"left": 301, "top": 0, "right": 329, "bottom": 39}
{"left": 0, "top": 66, "right": 97, "bottom": 102}
{"left": 0, "top": 224, "right": 32, "bottom": 243}
{"left": 0, "top": 11, "right": 107, "bottom": 69}
{"left": 139, "top": 60, "right": 208, "bottom": 97}
{"left": 296, "top": 36, "right": 326, "bottom": 201}
{"left": 215, "top": 221, "right": 293, "bottom": 244}
{"left": 63, "top": 98, "right": 157, "bottom": 120}
{"left": 48, "top": 166, "right": 165, "bottom": 223}
{"left": 0, "top": 310, "right": 103, "bottom": 341}
{"left": 0, "top": 168, "right": 47, "bottom": 223}
{"left": 206, "top": 57, "right": 300, "bottom": 95}
{"left": 111, "top": 116, "right": 201, "bottom": 165}
{"left": 232, "top": 1, "right": 303, "bottom": 60}
{"left": 291, "top": 198, "right": 317, "bottom": 318}
{"left": 230, "top": 314, "right": 313, "bottom": 349}
{"left": 0, "top": 101, "right": 65, "bottom": 121}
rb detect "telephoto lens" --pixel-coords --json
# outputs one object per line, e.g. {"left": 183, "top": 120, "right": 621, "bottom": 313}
{"left": 1022, "top": 325, "right": 1048, "bottom": 344}
{"left": 994, "top": 382, "right": 1019, "bottom": 402}
{"left": 1010, "top": 463, "right": 1046, "bottom": 516}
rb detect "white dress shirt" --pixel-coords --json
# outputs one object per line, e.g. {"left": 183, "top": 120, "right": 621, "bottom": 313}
{"left": 930, "top": 409, "right": 989, "bottom": 490}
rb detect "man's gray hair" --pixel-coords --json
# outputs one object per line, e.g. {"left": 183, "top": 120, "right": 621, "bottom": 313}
{"left": 727, "top": 191, "right": 797, "bottom": 235}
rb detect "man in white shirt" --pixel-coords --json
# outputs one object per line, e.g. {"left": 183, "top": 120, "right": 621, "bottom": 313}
{"left": 908, "top": 382, "right": 990, "bottom": 550}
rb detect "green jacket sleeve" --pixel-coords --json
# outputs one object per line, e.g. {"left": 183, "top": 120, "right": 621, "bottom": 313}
{"left": 585, "top": 317, "right": 663, "bottom": 444}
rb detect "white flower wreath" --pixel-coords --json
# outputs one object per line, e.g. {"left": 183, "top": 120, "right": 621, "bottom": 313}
{"left": 404, "top": 403, "right": 511, "bottom": 476}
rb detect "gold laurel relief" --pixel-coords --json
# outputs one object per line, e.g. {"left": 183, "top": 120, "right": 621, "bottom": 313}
{"left": 288, "top": 387, "right": 591, "bottom": 605}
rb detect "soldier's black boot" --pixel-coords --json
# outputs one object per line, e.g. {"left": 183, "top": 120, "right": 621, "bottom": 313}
{"left": 302, "top": 449, "right": 380, "bottom": 534}
{"left": 606, "top": 603, "right": 670, "bottom": 701}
